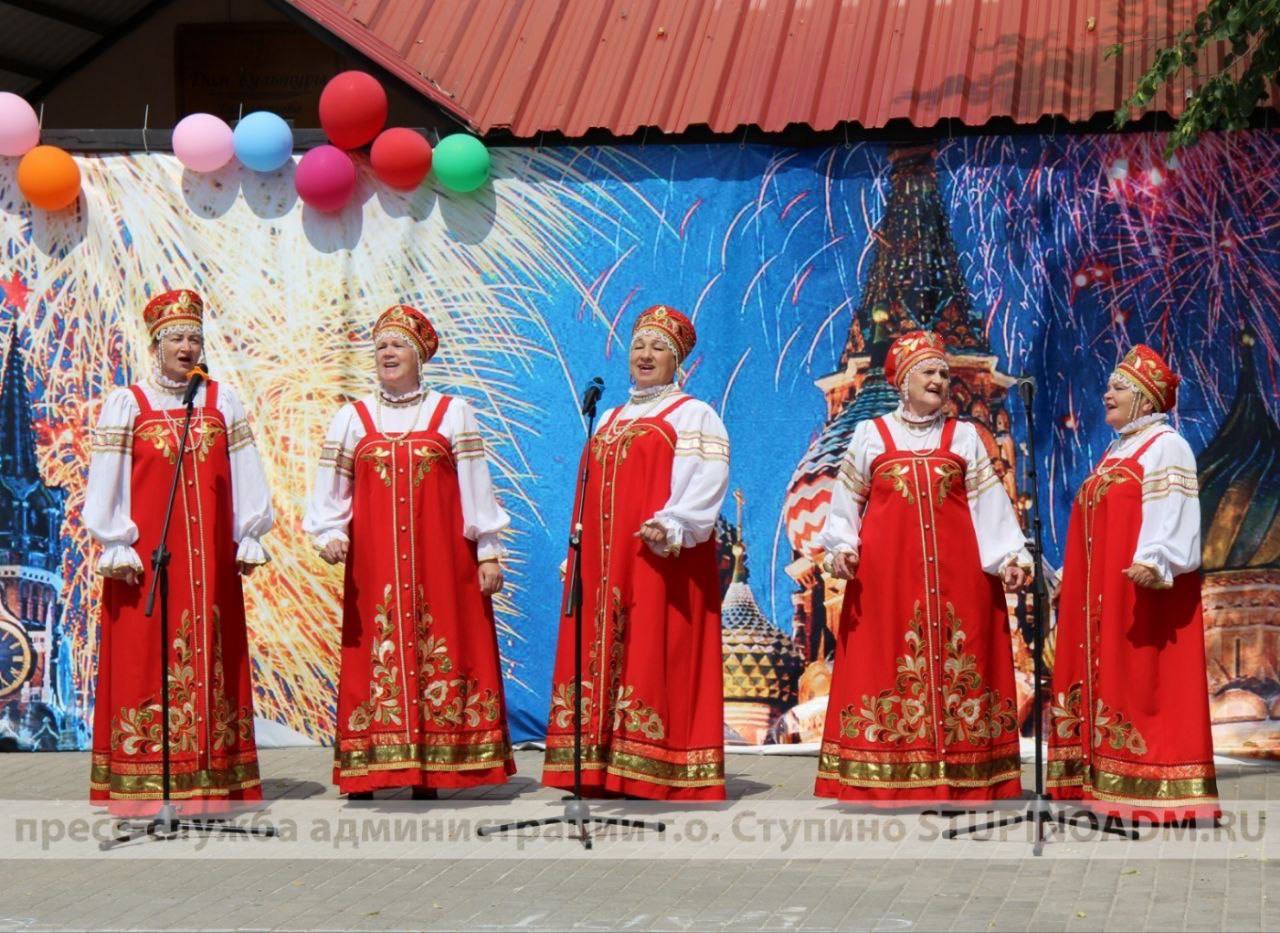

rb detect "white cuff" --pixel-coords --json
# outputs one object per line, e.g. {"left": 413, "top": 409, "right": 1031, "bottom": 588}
{"left": 236, "top": 537, "right": 270, "bottom": 566}
{"left": 820, "top": 544, "right": 857, "bottom": 575}
{"left": 312, "top": 529, "right": 349, "bottom": 551}
{"left": 476, "top": 532, "right": 506, "bottom": 562}
{"left": 97, "top": 545, "right": 143, "bottom": 576}
{"left": 650, "top": 514, "right": 689, "bottom": 550}
{"left": 1002, "top": 549, "right": 1034, "bottom": 573}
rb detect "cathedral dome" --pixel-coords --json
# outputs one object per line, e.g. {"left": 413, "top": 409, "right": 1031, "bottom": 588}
{"left": 1198, "top": 334, "right": 1280, "bottom": 571}
{"left": 722, "top": 580, "right": 804, "bottom": 706}
{"left": 720, "top": 501, "right": 804, "bottom": 707}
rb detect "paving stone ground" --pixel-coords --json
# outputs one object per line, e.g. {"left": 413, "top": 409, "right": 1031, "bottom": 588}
{"left": 0, "top": 747, "right": 1276, "bottom": 932}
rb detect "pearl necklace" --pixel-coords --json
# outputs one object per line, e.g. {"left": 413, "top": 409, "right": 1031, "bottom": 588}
{"left": 600, "top": 383, "right": 678, "bottom": 442}
{"left": 629, "top": 382, "right": 676, "bottom": 403}
{"left": 891, "top": 407, "right": 942, "bottom": 435}
{"left": 374, "top": 390, "right": 429, "bottom": 442}
{"left": 379, "top": 383, "right": 426, "bottom": 407}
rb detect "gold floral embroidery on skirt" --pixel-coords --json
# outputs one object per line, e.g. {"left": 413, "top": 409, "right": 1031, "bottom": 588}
{"left": 209, "top": 607, "right": 254, "bottom": 751}
{"left": 414, "top": 591, "right": 501, "bottom": 729}
{"left": 841, "top": 602, "right": 1017, "bottom": 745}
{"left": 1050, "top": 681, "right": 1148, "bottom": 756}
{"left": 612, "top": 684, "right": 665, "bottom": 740}
{"left": 111, "top": 610, "right": 199, "bottom": 755}
{"left": 550, "top": 682, "right": 592, "bottom": 730}
{"left": 348, "top": 584, "right": 404, "bottom": 731}
{"left": 840, "top": 612, "right": 930, "bottom": 744}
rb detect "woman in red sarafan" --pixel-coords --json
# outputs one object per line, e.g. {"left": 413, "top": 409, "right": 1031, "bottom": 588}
{"left": 305, "top": 305, "right": 514, "bottom": 799}
{"left": 1048, "top": 344, "right": 1218, "bottom": 824}
{"left": 542, "top": 305, "right": 730, "bottom": 800}
{"left": 84, "top": 289, "right": 273, "bottom": 814}
{"left": 815, "top": 331, "right": 1031, "bottom": 805}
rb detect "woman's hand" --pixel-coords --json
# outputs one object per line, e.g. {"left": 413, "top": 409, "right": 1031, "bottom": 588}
{"left": 830, "top": 550, "right": 859, "bottom": 580}
{"left": 636, "top": 520, "right": 667, "bottom": 547}
{"left": 320, "top": 539, "right": 349, "bottom": 565}
{"left": 1124, "top": 563, "right": 1162, "bottom": 589}
{"left": 478, "top": 560, "right": 504, "bottom": 596}
{"left": 636, "top": 520, "right": 678, "bottom": 557}
{"left": 105, "top": 565, "right": 141, "bottom": 586}
{"left": 1001, "top": 564, "right": 1030, "bottom": 592}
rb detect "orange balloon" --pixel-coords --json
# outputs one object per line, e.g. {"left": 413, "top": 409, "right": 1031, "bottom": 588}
{"left": 17, "top": 145, "right": 81, "bottom": 210}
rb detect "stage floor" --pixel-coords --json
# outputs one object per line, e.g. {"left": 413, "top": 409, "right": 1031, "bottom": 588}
{"left": 0, "top": 747, "right": 1276, "bottom": 932}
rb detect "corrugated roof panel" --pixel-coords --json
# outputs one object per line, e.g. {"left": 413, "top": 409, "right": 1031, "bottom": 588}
{"left": 283, "top": 0, "right": 1280, "bottom": 138}
{"left": 780, "top": 0, "right": 842, "bottom": 131}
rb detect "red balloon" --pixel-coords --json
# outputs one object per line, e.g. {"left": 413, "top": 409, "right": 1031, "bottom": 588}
{"left": 319, "top": 71, "right": 388, "bottom": 149}
{"left": 370, "top": 128, "right": 433, "bottom": 190}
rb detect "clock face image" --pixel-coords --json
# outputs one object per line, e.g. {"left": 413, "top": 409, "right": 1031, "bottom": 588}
{"left": 0, "top": 619, "right": 34, "bottom": 699}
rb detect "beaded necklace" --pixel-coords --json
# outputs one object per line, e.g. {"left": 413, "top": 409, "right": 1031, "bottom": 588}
{"left": 599, "top": 383, "right": 679, "bottom": 443}
{"left": 374, "top": 386, "right": 429, "bottom": 442}
{"left": 891, "top": 407, "right": 942, "bottom": 436}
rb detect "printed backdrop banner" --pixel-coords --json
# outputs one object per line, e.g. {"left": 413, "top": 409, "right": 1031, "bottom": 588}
{"left": 0, "top": 134, "right": 1276, "bottom": 758}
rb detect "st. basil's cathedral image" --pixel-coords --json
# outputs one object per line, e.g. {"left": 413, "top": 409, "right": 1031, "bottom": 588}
{"left": 715, "top": 144, "right": 1280, "bottom": 756}
{"left": 712, "top": 145, "right": 1033, "bottom": 746}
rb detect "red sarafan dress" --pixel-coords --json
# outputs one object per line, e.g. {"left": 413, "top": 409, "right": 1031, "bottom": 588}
{"left": 816, "top": 415, "right": 1025, "bottom": 804}
{"left": 87, "top": 381, "right": 264, "bottom": 812}
{"left": 543, "top": 392, "right": 729, "bottom": 800}
{"left": 321, "top": 394, "right": 515, "bottom": 792}
{"left": 1048, "top": 421, "right": 1218, "bottom": 823}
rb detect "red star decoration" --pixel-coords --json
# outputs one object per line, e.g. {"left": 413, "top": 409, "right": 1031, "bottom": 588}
{"left": 0, "top": 273, "right": 32, "bottom": 311}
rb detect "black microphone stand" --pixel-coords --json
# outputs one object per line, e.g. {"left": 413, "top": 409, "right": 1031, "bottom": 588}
{"left": 479, "top": 379, "right": 665, "bottom": 850}
{"left": 946, "top": 378, "right": 1135, "bottom": 854}
{"left": 102, "top": 372, "right": 276, "bottom": 848}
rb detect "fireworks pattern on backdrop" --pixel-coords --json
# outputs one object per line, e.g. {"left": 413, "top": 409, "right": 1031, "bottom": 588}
{"left": 0, "top": 150, "right": 623, "bottom": 741}
{"left": 1, "top": 130, "right": 1276, "bottom": 746}
{"left": 942, "top": 131, "right": 1280, "bottom": 550}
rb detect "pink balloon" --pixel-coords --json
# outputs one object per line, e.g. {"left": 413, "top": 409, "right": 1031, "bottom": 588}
{"left": 0, "top": 92, "right": 40, "bottom": 157}
{"left": 295, "top": 145, "right": 356, "bottom": 212}
{"left": 172, "top": 113, "right": 234, "bottom": 173}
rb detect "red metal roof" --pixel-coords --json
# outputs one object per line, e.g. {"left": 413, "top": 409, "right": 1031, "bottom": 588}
{"left": 285, "top": 0, "right": 1280, "bottom": 138}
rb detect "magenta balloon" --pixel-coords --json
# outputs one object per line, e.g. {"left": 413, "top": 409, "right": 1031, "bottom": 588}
{"left": 295, "top": 145, "right": 357, "bottom": 212}
{"left": 172, "top": 113, "right": 234, "bottom": 173}
{"left": 0, "top": 92, "right": 40, "bottom": 157}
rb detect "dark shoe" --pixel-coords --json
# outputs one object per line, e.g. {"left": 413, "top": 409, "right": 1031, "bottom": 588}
{"left": 411, "top": 787, "right": 438, "bottom": 801}
{"left": 346, "top": 791, "right": 374, "bottom": 801}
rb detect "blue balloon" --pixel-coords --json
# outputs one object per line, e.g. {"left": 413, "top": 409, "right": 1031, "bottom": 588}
{"left": 233, "top": 111, "right": 294, "bottom": 172}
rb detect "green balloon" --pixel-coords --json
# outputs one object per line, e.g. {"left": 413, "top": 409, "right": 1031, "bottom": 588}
{"left": 432, "top": 133, "right": 490, "bottom": 193}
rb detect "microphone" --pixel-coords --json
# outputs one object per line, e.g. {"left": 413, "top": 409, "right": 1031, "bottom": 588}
{"left": 183, "top": 365, "right": 208, "bottom": 407}
{"left": 1009, "top": 374, "right": 1036, "bottom": 387}
{"left": 580, "top": 376, "right": 604, "bottom": 416}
